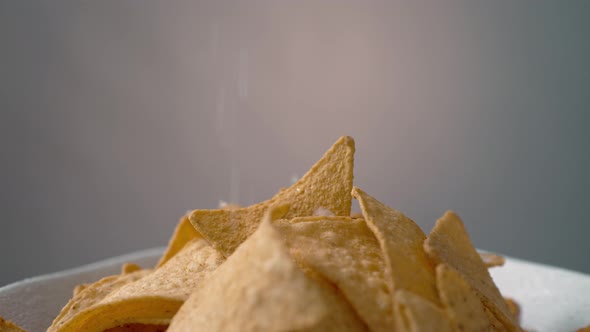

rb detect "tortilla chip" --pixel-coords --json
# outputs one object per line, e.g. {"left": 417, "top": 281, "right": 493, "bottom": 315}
{"left": 484, "top": 306, "right": 509, "bottom": 331}
{"left": 577, "top": 324, "right": 590, "bottom": 332}
{"left": 121, "top": 263, "right": 142, "bottom": 274}
{"left": 273, "top": 216, "right": 394, "bottom": 331}
{"left": 190, "top": 136, "right": 355, "bottom": 257}
{"left": 480, "top": 252, "right": 506, "bottom": 268}
{"left": 436, "top": 264, "right": 496, "bottom": 331}
{"left": 424, "top": 211, "right": 520, "bottom": 331}
{"left": 393, "top": 290, "right": 452, "bottom": 332}
{"left": 504, "top": 297, "right": 520, "bottom": 323}
{"left": 50, "top": 238, "right": 223, "bottom": 331}
{"left": 73, "top": 284, "right": 88, "bottom": 297}
{"left": 168, "top": 210, "right": 368, "bottom": 332}
{"left": 49, "top": 269, "right": 151, "bottom": 331}
{"left": 0, "top": 316, "right": 27, "bottom": 332}
{"left": 107, "top": 238, "right": 223, "bottom": 301}
{"left": 156, "top": 216, "right": 201, "bottom": 267}
{"left": 352, "top": 187, "right": 439, "bottom": 305}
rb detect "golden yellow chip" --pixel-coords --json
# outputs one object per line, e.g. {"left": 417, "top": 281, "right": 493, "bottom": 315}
{"left": 50, "top": 238, "right": 223, "bottom": 331}
{"left": 274, "top": 215, "right": 394, "bottom": 331}
{"left": 190, "top": 136, "right": 355, "bottom": 257}
{"left": 168, "top": 210, "right": 367, "bottom": 332}
{"left": 155, "top": 202, "right": 239, "bottom": 268}
{"left": 105, "top": 238, "right": 222, "bottom": 301}
{"left": 352, "top": 187, "right": 439, "bottom": 305}
{"left": 121, "top": 263, "right": 142, "bottom": 274}
{"left": 66, "top": 262, "right": 143, "bottom": 306}
{"left": 504, "top": 297, "right": 520, "bottom": 323}
{"left": 72, "top": 284, "right": 88, "bottom": 297}
{"left": 577, "top": 324, "right": 590, "bottom": 332}
{"left": 424, "top": 211, "right": 520, "bottom": 331}
{"left": 480, "top": 252, "right": 506, "bottom": 268}
{"left": 49, "top": 269, "right": 151, "bottom": 331}
{"left": 484, "top": 306, "right": 508, "bottom": 331}
{"left": 156, "top": 216, "right": 201, "bottom": 268}
{"left": 0, "top": 316, "right": 27, "bottom": 332}
{"left": 393, "top": 290, "right": 452, "bottom": 332}
{"left": 46, "top": 136, "right": 532, "bottom": 331}
{"left": 436, "top": 264, "right": 495, "bottom": 331}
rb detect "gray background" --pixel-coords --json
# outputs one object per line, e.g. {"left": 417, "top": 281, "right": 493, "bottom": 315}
{"left": 1, "top": 1, "right": 589, "bottom": 287}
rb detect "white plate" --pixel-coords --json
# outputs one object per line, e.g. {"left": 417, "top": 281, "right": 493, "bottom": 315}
{"left": 1, "top": 248, "right": 589, "bottom": 332}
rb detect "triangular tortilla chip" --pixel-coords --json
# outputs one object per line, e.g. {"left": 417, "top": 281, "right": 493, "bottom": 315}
{"left": 50, "top": 238, "right": 223, "bottom": 331}
{"left": 190, "top": 136, "right": 355, "bottom": 257}
{"left": 49, "top": 269, "right": 151, "bottom": 331}
{"left": 67, "top": 262, "right": 140, "bottom": 300}
{"left": 157, "top": 202, "right": 240, "bottom": 267}
{"left": 424, "top": 211, "right": 520, "bottom": 331}
{"left": 168, "top": 210, "right": 367, "bottom": 332}
{"left": 273, "top": 216, "right": 394, "bottom": 331}
{"left": 156, "top": 216, "right": 201, "bottom": 267}
{"left": 393, "top": 290, "right": 452, "bottom": 332}
{"left": 0, "top": 316, "right": 27, "bottom": 332}
{"left": 352, "top": 187, "right": 439, "bottom": 305}
{"left": 436, "top": 264, "right": 496, "bottom": 331}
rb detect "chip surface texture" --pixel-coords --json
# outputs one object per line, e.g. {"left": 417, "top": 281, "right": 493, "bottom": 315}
{"left": 168, "top": 211, "right": 368, "bottom": 332}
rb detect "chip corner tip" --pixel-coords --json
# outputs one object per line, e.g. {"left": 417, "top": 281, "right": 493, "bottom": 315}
{"left": 337, "top": 135, "right": 355, "bottom": 148}
{"left": 186, "top": 209, "right": 197, "bottom": 221}
{"left": 266, "top": 203, "right": 290, "bottom": 222}
{"left": 350, "top": 186, "right": 363, "bottom": 197}
{"left": 187, "top": 209, "right": 209, "bottom": 227}
{"left": 435, "top": 210, "right": 462, "bottom": 227}
{"left": 444, "top": 210, "right": 459, "bottom": 217}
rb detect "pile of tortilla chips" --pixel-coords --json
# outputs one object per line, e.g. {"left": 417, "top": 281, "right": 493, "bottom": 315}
{"left": 6, "top": 136, "right": 549, "bottom": 331}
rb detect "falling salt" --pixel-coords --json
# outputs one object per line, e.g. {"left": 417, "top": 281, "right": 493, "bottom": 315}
{"left": 216, "top": 88, "right": 225, "bottom": 131}
{"left": 210, "top": 22, "right": 218, "bottom": 63}
{"left": 230, "top": 165, "right": 240, "bottom": 205}
{"left": 238, "top": 48, "right": 249, "bottom": 98}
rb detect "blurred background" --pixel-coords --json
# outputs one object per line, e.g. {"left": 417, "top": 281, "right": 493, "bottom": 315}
{"left": 1, "top": 1, "right": 589, "bottom": 286}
